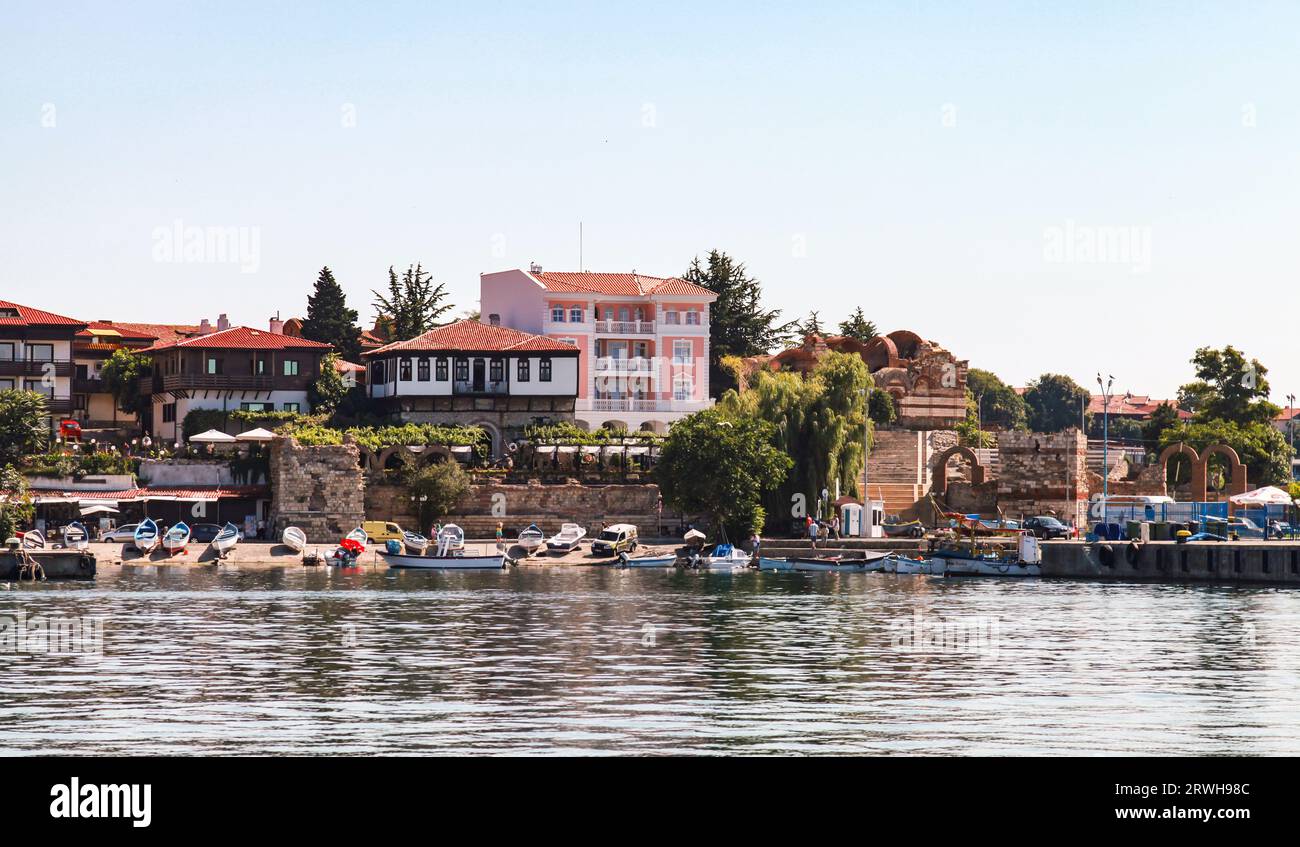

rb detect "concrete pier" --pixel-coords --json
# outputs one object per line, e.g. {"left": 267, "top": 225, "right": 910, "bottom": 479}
{"left": 1039, "top": 540, "right": 1300, "bottom": 585}
{"left": 0, "top": 550, "right": 97, "bottom": 580}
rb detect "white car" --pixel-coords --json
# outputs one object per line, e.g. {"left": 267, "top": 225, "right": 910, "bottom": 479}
{"left": 100, "top": 523, "right": 139, "bottom": 543}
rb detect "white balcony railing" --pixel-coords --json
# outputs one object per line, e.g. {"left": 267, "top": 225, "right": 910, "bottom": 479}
{"left": 594, "top": 319, "right": 655, "bottom": 334}
{"left": 593, "top": 356, "right": 655, "bottom": 374}
{"left": 582, "top": 398, "right": 711, "bottom": 414}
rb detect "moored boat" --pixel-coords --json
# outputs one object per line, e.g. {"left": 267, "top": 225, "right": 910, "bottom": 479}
{"left": 402, "top": 530, "right": 429, "bottom": 553}
{"left": 776, "top": 551, "right": 893, "bottom": 573}
{"left": 546, "top": 522, "right": 586, "bottom": 553}
{"left": 884, "top": 554, "right": 945, "bottom": 575}
{"left": 282, "top": 526, "right": 307, "bottom": 552}
{"left": 686, "top": 543, "right": 752, "bottom": 570}
{"left": 614, "top": 551, "right": 678, "bottom": 568}
{"left": 435, "top": 524, "right": 465, "bottom": 556}
{"left": 133, "top": 519, "right": 160, "bottom": 553}
{"left": 382, "top": 547, "right": 506, "bottom": 570}
{"left": 21, "top": 529, "right": 46, "bottom": 550}
{"left": 211, "top": 522, "right": 240, "bottom": 557}
{"left": 935, "top": 532, "right": 1042, "bottom": 578}
{"left": 163, "top": 521, "right": 191, "bottom": 554}
{"left": 63, "top": 522, "right": 89, "bottom": 550}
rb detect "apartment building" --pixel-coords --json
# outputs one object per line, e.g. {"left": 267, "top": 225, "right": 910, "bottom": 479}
{"left": 0, "top": 300, "right": 87, "bottom": 432}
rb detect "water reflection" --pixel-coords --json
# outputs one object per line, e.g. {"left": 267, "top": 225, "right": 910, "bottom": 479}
{"left": 2, "top": 566, "right": 1298, "bottom": 754}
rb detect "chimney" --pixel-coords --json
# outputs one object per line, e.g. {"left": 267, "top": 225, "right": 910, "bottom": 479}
{"left": 529, "top": 262, "right": 543, "bottom": 274}
{"left": 269, "top": 311, "right": 283, "bottom": 335}
{"left": 198, "top": 318, "right": 213, "bottom": 335}
{"left": 217, "top": 313, "right": 230, "bottom": 331}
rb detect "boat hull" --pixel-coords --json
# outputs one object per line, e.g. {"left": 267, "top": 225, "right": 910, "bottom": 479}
{"left": 885, "top": 555, "right": 945, "bottom": 575}
{"left": 937, "top": 556, "right": 1041, "bottom": 577}
{"left": 282, "top": 527, "right": 307, "bottom": 553}
{"left": 614, "top": 554, "right": 677, "bottom": 568}
{"left": 382, "top": 552, "right": 505, "bottom": 570}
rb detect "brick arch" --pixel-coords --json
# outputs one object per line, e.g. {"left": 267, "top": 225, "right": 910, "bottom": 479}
{"left": 1200, "top": 444, "right": 1248, "bottom": 498}
{"left": 933, "top": 444, "right": 987, "bottom": 492}
{"left": 863, "top": 336, "right": 899, "bottom": 371}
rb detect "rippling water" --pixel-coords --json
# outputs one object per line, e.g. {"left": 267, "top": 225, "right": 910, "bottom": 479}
{"left": 2, "top": 564, "right": 1299, "bottom": 755}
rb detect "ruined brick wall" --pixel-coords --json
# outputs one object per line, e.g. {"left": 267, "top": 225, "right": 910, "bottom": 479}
{"left": 268, "top": 438, "right": 366, "bottom": 542}
{"left": 366, "top": 479, "right": 663, "bottom": 539}
{"left": 862, "top": 429, "right": 959, "bottom": 517}
{"left": 995, "top": 429, "right": 1088, "bottom": 526}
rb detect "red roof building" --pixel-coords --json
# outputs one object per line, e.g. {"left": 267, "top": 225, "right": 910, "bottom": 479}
{"left": 0, "top": 300, "right": 88, "bottom": 426}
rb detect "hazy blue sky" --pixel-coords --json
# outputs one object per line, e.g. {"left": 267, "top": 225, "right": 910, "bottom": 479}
{"left": 4, "top": 2, "right": 1299, "bottom": 399}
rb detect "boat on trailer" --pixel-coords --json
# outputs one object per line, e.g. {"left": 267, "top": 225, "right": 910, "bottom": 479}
{"left": 133, "top": 519, "right": 160, "bottom": 554}
{"left": 62, "top": 522, "right": 89, "bottom": 550}
{"left": 545, "top": 522, "right": 586, "bottom": 553}
{"left": 163, "top": 521, "right": 191, "bottom": 555}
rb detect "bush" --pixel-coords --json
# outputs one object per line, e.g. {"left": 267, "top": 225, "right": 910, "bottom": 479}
{"left": 407, "top": 461, "right": 472, "bottom": 530}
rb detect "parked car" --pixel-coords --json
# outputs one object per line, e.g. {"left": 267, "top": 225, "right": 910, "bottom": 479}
{"left": 1024, "top": 516, "right": 1071, "bottom": 539}
{"left": 591, "top": 524, "right": 639, "bottom": 555}
{"left": 101, "top": 523, "right": 139, "bottom": 543}
{"left": 362, "top": 521, "right": 407, "bottom": 543}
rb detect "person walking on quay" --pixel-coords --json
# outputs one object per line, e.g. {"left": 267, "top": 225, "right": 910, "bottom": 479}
{"left": 830, "top": 514, "right": 841, "bottom": 541}
{"left": 808, "top": 516, "right": 819, "bottom": 550}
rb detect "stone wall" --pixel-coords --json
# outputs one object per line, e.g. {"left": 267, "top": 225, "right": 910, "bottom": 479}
{"left": 861, "top": 429, "right": 957, "bottom": 517}
{"left": 267, "top": 438, "right": 366, "bottom": 542}
{"left": 366, "top": 479, "right": 663, "bottom": 539}
{"left": 995, "top": 429, "right": 1089, "bottom": 526}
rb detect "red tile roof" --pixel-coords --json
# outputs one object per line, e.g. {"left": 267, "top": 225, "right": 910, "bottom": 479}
{"left": 529, "top": 271, "right": 715, "bottom": 299}
{"left": 1087, "top": 394, "right": 1190, "bottom": 419}
{"left": 139, "top": 326, "right": 331, "bottom": 353}
{"left": 365, "top": 319, "right": 578, "bottom": 355}
{"left": 0, "top": 300, "right": 86, "bottom": 327}
{"left": 26, "top": 485, "right": 269, "bottom": 502}
{"left": 98, "top": 322, "right": 203, "bottom": 345}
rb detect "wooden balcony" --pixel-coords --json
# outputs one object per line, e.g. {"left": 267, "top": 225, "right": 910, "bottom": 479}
{"left": 0, "top": 359, "right": 73, "bottom": 377}
{"left": 159, "top": 373, "right": 276, "bottom": 392}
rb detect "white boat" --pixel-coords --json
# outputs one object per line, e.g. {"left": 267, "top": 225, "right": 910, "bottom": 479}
{"left": 62, "top": 522, "right": 89, "bottom": 550}
{"left": 21, "top": 529, "right": 46, "bottom": 549}
{"left": 382, "top": 546, "right": 506, "bottom": 570}
{"left": 282, "top": 526, "right": 307, "bottom": 553}
{"left": 759, "top": 551, "right": 892, "bottom": 573}
{"left": 884, "top": 554, "right": 944, "bottom": 575}
{"left": 936, "top": 533, "right": 1043, "bottom": 578}
{"left": 614, "top": 551, "right": 678, "bottom": 568}
{"left": 211, "top": 522, "right": 240, "bottom": 556}
{"left": 683, "top": 528, "right": 707, "bottom": 545}
{"left": 402, "top": 530, "right": 429, "bottom": 553}
{"left": 517, "top": 524, "right": 545, "bottom": 555}
{"left": 163, "top": 521, "right": 191, "bottom": 554}
{"left": 435, "top": 524, "right": 465, "bottom": 556}
{"left": 546, "top": 522, "right": 586, "bottom": 553}
{"left": 345, "top": 527, "right": 368, "bottom": 547}
{"left": 133, "top": 519, "right": 159, "bottom": 553}
{"left": 686, "top": 543, "right": 753, "bottom": 570}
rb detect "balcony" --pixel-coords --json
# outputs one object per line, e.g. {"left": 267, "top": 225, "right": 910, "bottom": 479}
{"left": 159, "top": 373, "right": 276, "bottom": 392}
{"left": 583, "top": 398, "right": 711, "bottom": 414}
{"left": 0, "top": 358, "right": 73, "bottom": 377}
{"left": 73, "top": 376, "right": 103, "bottom": 393}
{"left": 593, "top": 319, "right": 655, "bottom": 335}
{"left": 593, "top": 356, "right": 655, "bottom": 375}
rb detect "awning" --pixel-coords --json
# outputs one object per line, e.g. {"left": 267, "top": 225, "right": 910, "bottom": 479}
{"left": 79, "top": 504, "right": 120, "bottom": 515}
{"left": 1230, "top": 486, "right": 1294, "bottom": 506}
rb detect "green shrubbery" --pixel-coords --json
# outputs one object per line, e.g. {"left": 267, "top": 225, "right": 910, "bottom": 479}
{"left": 522, "top": 422, "right": 663, "bottom": 445}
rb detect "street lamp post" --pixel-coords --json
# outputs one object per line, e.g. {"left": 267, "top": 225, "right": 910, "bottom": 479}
{"left": 1288, "top": 393, "right": 1296, "bottom": 456}
{"left": 1097, "top": 374, "right": 1115, "bottom": 518}
{"left": 859, "top": 387, "right": 870, "bottom": 537}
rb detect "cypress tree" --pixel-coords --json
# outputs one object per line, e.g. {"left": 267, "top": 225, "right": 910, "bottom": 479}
{"left": 301, "top": 266, "right": 362, "bottom": 361}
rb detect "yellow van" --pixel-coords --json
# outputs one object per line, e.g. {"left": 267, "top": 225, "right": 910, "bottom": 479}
{"left": 363, "top": 521, "right": 407, "bottom": 543}
{"left": 591, "top": 523, "right": 638, "bottom": 555}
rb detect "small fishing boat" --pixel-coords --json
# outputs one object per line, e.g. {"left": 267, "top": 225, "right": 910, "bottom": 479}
{"left": 63, "top": 522, "right": 89, "bottom": 550}
{"left": 345, "top": 527, "right": 368, "bottom": 547}
{"left": 133, "top": 519, "right": 160, "bottom": 553}
{"left": 211, "top": 522, "right": 240, "bottom": 557}
{"left": 884, "top": 554, "right": 945, "bottom": 575}
{"left": 516, "top": 524, "right": 545, "bottom": 555}
{"left": 934, "top": 532, "right": 1043, "bottom": 578}
{"left": 333, "top": 537, "right": 365, "bottom": 563}
{"left": 614, "top": 551, "right": 678, "bottom": 568}
{"left": 545, "top": 522, "right": 586, "bottom": 553}
{"left": 764, "top": 551, "right": 893, "bottom": 573}
{"left": 882, "top": 518, "right": 925, "bottom": 538}
{"left": 402, "top": 530, "right": 429, "bottom": 554}
{"left": 686, "top": 543, "right": 753, "bottom": 570}
{"left": 435, "top": 524, "right": 465, "bottom": 556}
{"left": 20, "top": 529, "right": 46, "bottom": 549}
{"left": 683, "top": 528, "right": 707, "bottom": 545}
{"left": 282, "top": 526, "right": 307, "bottom": 553}
{"left": 382, "top": 546, "right": 506, "bottom": 570}
{"left": 163, "top": 521, "right": 191, "bottom": 554}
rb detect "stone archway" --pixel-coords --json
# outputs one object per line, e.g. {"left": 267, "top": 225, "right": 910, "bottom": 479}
{"left": 1156, "top": 442, "right": 1248, "bottom": 501}
{"left": 932, "top": 444, "right": 987, "bottom": 492}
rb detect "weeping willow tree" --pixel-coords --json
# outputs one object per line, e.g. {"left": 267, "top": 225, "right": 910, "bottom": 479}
{"left": 719, "top": 351, "right": 871, "bottom": 527}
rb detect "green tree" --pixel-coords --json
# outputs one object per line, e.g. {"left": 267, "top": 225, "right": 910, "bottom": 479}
{"left": 655, "top": 407, "right": 792, "bottom": 539}
{"left": 798, "top": 310, "right": 825, "bottom": 337}
{"left": 682, "top": 250, "right": 797, "bottom": 395}
{"left": 837, "top": 307, "right": 878, "bottom": 342}
{"left": 1178, "top": 345, "right": 1279, "bottom": 427}
{"left": 309, "top": 352, "right": 351, "bottom": 414}
{"left": 301, "top": 266, "right": 362, "bottom": 361}
{"left": 0, "top": 465, "right": 34, "bottom": 540}
{"left": 407, "top": 460, "right": 472, "bottom": 532}
{"left": 1142, "top": 401, "right": 1181, "bottom": 447}
{"left": 719, "top": 351, "right": 870, "bottom": 526}
{"left": 868, "top": 388, "right": 896, "bottom": 426}
{"left": 966, "top": 368, "right": 1027, "bottom": 430}
{"left": 372, "top": 263, "right": 452, "bottom": 341}
{"left": 1158, "top": 418, "right": 1291, "bottom": 488}
{"left": 99, "top": 348, "right": 151, "bottom": 418}
{"left": 0, "top": 389, "right": 49, "bottom": 462}
{"left": 1023, "top": 373, "right": 1090, "bottom": 433}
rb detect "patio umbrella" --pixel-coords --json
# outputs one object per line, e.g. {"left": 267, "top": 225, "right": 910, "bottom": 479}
{"left": 190, "top": 429, "right": 237, "bottom": 444}
{"left": 234, "top": 427, "right": 277, "bottom": 442}
{"left": 1230, "top": 486, "right": 1294, "bottom": 506}
{"left": 79, "top": 503, "right": 120, "bottom": 516}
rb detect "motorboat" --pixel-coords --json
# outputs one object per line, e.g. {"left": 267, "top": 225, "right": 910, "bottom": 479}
{"left": 133, "top": 519, "right": 160, "bottom": 554}
{"left": 62, "top": 522, "right": 89, "bottom": 551}
{"left": 884, "top": 554, "right": 945, "bottom": 575}
{"left": 402, "top": 530, "right": 429, "bottom": 554}
{"left": 614, "top": 551, "right": 678, "bottom": 568}
{"left": 686, "top": 543, "right": 753, "bottom": 570}
{"left": 683, "top": 528, "right": 707, "bottom": 545}
{"left": 162, "top": 521, "right": 191, "bottom": 555}
{"left": 382, "top": 546, "right": 506, "bottom": 570}
{"left": 545, "top": 522, "right": 586, "bottom": 553}
{"left": 282, "top": 526, "right": 307, "bottom": 553}
{"left": 516, "top": 524, "right": 545, "bottom": 555}
{"left": 760, "top": 551, "right": 893, "bottom": 573}
{"left": 934, "top": 533, "right": 1043, "bottom": 578}
{"left": 211, "top": 522, "right": 240, "bottom": 557}
{"left": 435, "top": 524, "right": 465, "bottom": 556}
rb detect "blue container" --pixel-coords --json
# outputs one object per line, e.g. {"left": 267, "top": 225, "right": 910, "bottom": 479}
{"left": 385, "top": 539, "right": 402, "bottom": 555}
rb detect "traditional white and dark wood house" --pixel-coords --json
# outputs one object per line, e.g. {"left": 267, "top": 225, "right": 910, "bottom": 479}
{"left": 363, "top": 319, "right": 579, "bottom": 455}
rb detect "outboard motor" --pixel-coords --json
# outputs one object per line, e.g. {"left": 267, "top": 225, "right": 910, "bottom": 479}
{"left": 617, "top": 551, "right": 629, "bottom": 568}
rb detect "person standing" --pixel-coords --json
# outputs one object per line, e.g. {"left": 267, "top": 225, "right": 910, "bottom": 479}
{"left": 831, "top": 514, "right": 841, "bottom": 541}
{"left": 808, "top": 517, "right": 819, "bottom": 550}
{"left": 495, "top": 521, "right": 504, "bottom": 549}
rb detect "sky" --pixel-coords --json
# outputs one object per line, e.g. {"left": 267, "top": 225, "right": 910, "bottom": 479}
{"left": 3, "top": 1, "right": 1299, "bottom": 400}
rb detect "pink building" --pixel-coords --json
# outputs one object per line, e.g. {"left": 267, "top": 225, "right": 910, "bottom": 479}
{"left": 480, "top": 265, "right": 715, "bottom": 432}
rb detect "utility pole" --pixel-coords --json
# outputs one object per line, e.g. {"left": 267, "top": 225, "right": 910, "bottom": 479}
{"left": 1097, "top": 373, "right": 1115, "bottom": 518}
